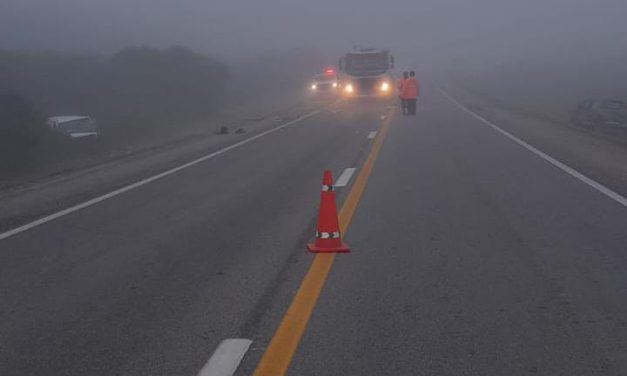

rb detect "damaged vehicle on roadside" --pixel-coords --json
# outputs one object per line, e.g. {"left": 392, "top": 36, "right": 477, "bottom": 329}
{"left": 46, "top": 116, "right": 100, "bottom": 140}
{"left": 571, "top": 98, "right": 627, "bottom": 130}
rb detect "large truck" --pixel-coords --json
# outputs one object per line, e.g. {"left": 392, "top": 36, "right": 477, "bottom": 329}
{"left": 338, "top": 48, "right": 395, "bottom": 97}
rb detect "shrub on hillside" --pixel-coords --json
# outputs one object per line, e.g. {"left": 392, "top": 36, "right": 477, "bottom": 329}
{"left": 0, "top": 94, "right": 47, "bottom": 173}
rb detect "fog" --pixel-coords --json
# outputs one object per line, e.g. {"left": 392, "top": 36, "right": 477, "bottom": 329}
{"left": 3, "top": 0, "right": 627, "bottom": 176}
{"left": 3, "top": 0, "right": 627, "bottom": 66}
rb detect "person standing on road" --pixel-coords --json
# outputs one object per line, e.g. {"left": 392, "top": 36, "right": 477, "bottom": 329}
{"left": 398, "top": 71, "right": 409, "bottom": 115}
{"left": 402, "top": 71, "right": 419, "bottom": 116}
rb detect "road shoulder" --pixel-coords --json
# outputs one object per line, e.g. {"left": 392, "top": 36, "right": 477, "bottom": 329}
{"left": 439, "top": 81, "right": 627, "bottom": 197}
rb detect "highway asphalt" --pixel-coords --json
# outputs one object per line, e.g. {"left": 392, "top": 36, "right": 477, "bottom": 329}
{"left": 1, "top": 87, "right": 626, "bottom": 376}
{"left": 286, "top": 90, "right": 627, "bottom": 375}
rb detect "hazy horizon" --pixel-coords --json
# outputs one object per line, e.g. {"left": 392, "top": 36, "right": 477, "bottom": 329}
{"left": 2, "top": 0, "right": 627, "bottom": 69}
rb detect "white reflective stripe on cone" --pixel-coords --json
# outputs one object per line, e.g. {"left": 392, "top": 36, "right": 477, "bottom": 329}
{"left": 316, "top": 231, "right": 340, "bottom": 239}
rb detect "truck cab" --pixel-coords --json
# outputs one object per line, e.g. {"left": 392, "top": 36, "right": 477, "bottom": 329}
{"left": 338, "top": 48, "right": 395, "bottom": 97}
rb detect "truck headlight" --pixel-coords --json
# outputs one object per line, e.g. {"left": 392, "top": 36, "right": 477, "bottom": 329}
{"left": 380, "top": 82, "right": 390, "bottom": 91}
{"left": 311, "top": 84, "right": 317, "bottom": 90}
{"left": 332, "top": 82, "right": 338, "bottom": 88}
{"left": 345, "top": 84, "right": 354, "bottom": 93}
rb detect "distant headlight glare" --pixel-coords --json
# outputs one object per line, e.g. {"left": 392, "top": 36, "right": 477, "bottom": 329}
{"left": 380, "top": 82, "right": 390, "bottom": 91}
{"left": 345, "top": 84, "right": 354, "bottom": 93}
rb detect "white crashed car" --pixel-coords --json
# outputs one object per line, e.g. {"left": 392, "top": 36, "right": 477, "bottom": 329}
{"left": 46, "top": 116, "right": 99, "bottom": 139}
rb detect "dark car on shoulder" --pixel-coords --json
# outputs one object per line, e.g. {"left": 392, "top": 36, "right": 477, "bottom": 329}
{"left": 572, "top": 99, "right": 627, "bottom": 130}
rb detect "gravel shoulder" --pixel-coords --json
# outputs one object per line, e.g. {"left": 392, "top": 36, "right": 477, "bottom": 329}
{"left": 440, "top": 81, "right": 627, "bottom": 198}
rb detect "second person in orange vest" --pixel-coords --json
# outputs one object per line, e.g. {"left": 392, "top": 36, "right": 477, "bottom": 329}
{"left": 402, "top": 71, "right": 419, "bottom": 116}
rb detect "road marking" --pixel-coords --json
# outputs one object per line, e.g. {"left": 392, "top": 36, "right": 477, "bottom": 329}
{"left": 252, "top": 107, "right": 396, "bottom": 376}
{"left": 367, "top": 131, "right": 377, "bottom": 139}
{"left": 438, "top": 88, "right": 627, "bottom": 208}
{"left": 197, "top": 339, "right": 252, "bottom": 376}
{"left": 334, "top": 168, "right": 356, "bottom": 187}
{"left": 0, "top": 110, "right": 322, "bottom": 242}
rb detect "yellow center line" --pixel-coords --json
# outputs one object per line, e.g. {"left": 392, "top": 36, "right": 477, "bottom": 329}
{"left": 252, "top": 107, "right": 396, "bottom": 376}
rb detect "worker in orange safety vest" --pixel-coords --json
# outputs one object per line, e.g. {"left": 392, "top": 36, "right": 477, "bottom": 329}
{"left": 401, "top": 71, "right": 419, "bottom": 116}
{"left": 397, "top": 71, "right": 409, "bottom": 115}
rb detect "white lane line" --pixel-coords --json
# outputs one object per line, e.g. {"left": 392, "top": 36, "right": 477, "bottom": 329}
{"left": 0, "top": 110, "right": 321, "bottom": 242}
{"left": 197, "top": 339, "right": 252, "bottom": 376}
{"left": 438, "top": 87, "right": 627, "bottom": 207}
{"left": 335, "top": 168, "right": 356, "bottom": 187}
{"left": 367, "top": 131, "right": 377, "bottom": 139}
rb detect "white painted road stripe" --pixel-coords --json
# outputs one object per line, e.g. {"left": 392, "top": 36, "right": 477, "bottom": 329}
{"left": 0, "top": 110, "right": 321, "bottom": 242}
{"left": 335, "top": 168, "right": 356, "bottom": 187}
{"left": 438, "top": 87, "right": 627, "bottom": 207}
{"left": 197, "top": 339, "right": 252, "bottom": 376}
{"left": 367, "top": 131, "right": 378, "bottom": 139}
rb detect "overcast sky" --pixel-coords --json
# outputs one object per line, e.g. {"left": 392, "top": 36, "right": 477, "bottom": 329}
{"left": 2, "top": 0, "right": 627, "bottom": 65}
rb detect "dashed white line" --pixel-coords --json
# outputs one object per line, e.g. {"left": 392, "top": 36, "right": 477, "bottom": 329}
{"left": 335, "top": 168, "right": 356, "bottom": 187}
{"left": 438, "top": 87, "right": 627, "bottom": 207}
{"left": 367, "top": 131, "right": 378, "bottom": 140}
{"left": 0, "top": 110, "right": 321, "bottom": 242}
{"left": 197, "top": 339, "right": 252, "bottom": 376}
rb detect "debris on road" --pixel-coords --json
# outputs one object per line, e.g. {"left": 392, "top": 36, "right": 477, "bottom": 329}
{"left": 215, "top": 125, "right": 229, "bottom": 135}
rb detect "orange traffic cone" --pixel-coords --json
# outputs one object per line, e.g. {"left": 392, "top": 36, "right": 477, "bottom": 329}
{"left": 307, "top": 170, "right": 350, "bottom": 253}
